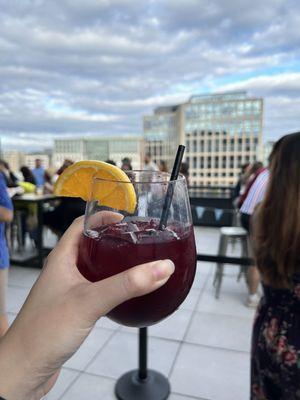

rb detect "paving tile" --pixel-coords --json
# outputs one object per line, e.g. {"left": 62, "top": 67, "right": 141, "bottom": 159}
{"left": 205, "top": 273, "right": 248, "bottom": 295}
{"left": 186, "top": 311, "right": 253, "bottom": 352}
{"left": 148, "top": 309, "right": 193, "bottom": 341}
{"left": 197, "top": 288, "right": 256, "bottom": 319}
{"left": 7, "top": 312, "right": 17, "bottom": 326}
{"left": 170, "top": 343, "right": 250, "bottom": 400}
{"left": 9, "top": 266, "right": 40, "bottom": 288}
{"left": 87, "top": 331, "right": 179, "bottom": 379}
{"left": 60, "top": 373, "right": 116, "bottom": 400}
{"left": 180, "top": 287, "right": 201, "bottom": 311}
{"left": 170, "top": 394, "right": 207, "bottom": 400}
{"left": 6, "top": 285, "right": 30, "bottom": 313}
{"left": 96, "top": 316, "right": 121, "bottom": 331}
{"left": 45, "top": 368, "right": 80, "bottom": 400}
{"left": 193, "top": 263, "right": 213, "bottom": 290}
{"left": 64, "top": 327, "right": 115, "bottom": 371}
{"left": 122, "top": 309, "right": 193, "bottom": 341}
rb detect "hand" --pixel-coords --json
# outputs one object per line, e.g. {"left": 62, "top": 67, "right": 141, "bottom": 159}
{"left": 0, "top": 212, "right": 174, "bottom": 400}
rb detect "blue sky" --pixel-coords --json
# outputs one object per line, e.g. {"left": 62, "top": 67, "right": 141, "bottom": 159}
{"left": 0, "top": 0, "right": 299, "bottom": 150}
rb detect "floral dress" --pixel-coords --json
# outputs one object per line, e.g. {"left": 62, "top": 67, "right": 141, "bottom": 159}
{"left": 251, "top": 278, "right": 300, "bottom": 399}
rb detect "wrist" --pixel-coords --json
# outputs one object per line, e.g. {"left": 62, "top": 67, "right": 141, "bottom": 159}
{"left": 0, "top": 332, "right": 35, "bottom": 400}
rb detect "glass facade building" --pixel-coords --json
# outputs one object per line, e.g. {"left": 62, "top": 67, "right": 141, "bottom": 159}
{"left": 143, "top": 92, "right": 263, "bottom": 186}
{"left": 53, "top": 137, "right": 145, "bottom": 169}
{"left": 143, "top": 105, "right": 183, "bottom": 167}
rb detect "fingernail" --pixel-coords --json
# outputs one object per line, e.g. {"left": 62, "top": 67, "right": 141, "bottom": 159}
{"left": 152, "top": 260, "right": 175, "bottom": 281}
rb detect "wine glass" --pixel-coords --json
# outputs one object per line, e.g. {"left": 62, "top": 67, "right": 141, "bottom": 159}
{"left": 77, "top": 170, "right": 196, "bottom": 327}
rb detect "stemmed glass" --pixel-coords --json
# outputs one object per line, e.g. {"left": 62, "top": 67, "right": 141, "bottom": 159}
{"left": 77, "top": 170, "right": 196, "bottom": 327}
{"left": 77, "top": 169, "right": 196, "bottom": 400}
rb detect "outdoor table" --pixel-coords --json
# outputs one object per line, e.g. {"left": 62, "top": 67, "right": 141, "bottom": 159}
{"left": 11, "top": 194, "right": 62, "bottom": 267}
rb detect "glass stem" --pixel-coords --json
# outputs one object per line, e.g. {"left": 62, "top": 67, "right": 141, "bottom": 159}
{"left": 138, "top": 327, "right": 148, "bottom": 380}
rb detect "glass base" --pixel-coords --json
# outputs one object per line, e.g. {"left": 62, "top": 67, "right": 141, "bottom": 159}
{"left": 115, "top": 369, "right": 170, "bottom": 400}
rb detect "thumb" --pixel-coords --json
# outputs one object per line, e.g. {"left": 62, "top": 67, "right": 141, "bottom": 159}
{"left": 88, "top": 259, "right": 175, "bottom": 318}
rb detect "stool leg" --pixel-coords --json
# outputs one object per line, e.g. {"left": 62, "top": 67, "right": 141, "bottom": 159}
{"left": 214, "top": 235, "right": 228, "bottom": 299}
{"left": 237, "top": 238, "right": 249, "bottom": 282}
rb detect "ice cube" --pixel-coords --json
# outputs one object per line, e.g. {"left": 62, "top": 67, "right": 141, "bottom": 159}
{"left": 126, "top": 222, "right": 139, "bottom": 232}
{"left": 86, "top": 229, "right": 100, "bottom": 239}
{"left": 121, "top": 231, "right": 138, "bottom": 244}
{"left": 165, "top": 227, "right": 180, "bottom": 240}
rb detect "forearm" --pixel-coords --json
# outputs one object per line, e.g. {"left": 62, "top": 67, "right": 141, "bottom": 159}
{"left": 0, "top": 207, "right": 13, "bottom": 223}
{"left": 0, "top": 330, "right": 38, "bottom": 400}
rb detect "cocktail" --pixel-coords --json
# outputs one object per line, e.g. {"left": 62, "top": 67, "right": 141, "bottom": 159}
{"left": 77, "top": 169, "right": 196, "bottom": 327}
{"left": 54, "top": 152, "right": 196, "bottom": 399}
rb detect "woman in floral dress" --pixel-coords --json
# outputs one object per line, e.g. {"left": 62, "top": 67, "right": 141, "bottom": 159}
{"left": 251, "top": 131, "right": 300, "bottom": 399}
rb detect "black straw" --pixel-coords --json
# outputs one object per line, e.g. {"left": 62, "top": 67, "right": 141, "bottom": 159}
{"left": 158, "top": 145, "right": 185, "bottom": 229}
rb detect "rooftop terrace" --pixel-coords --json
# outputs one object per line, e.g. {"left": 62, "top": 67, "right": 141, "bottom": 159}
{"left": 8, "top": 226, "right": 256, "bottom": 400}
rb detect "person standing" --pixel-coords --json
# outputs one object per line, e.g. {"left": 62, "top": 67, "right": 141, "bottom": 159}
{"left": 232, "top": 163, "right": 251, "bottom": 204}
{"left": 251, "top": 132, "right": 300, "bottom": 399}
{"left": 32, "top": 159, "right": 45, "bottom": 188}
{"left": 240, "top": 167, "right": 269, "bottom": 307}
{"left": 0, "top": 174, "right": 13, "bottom": 336}
{"left": 159, "top": 160, "right": 168, "bottom": 173}
{"left": 180, "top": 162, "right": 190, "bottom": 187}
{"left": 121, "top": 157, "right": 133, "bottom": 171}
{"left": 0, "top": 160, "right": 18, "bottom": 188}
{"left": 143, "top": 153, "right": 159, "bottom": 172}
{"left": 238, "top": 162, "right": 264, "bottom": 209}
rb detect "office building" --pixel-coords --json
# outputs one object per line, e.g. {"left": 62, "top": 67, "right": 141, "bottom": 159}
{"left": 2, "top": 151, "right": 25, "bottom": 173}
{"left": 53, "top": 136, "right": 145, "bottom": 169}
{"left": 263, "top": 140, "right": 275, "bottom": 166}
{"left": 143, "top": 92, "right": 263, "bottom": 186}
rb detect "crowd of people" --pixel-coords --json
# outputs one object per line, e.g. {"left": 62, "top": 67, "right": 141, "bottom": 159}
{"left": 3, "top": 133, "right": 300, "bottom": 399}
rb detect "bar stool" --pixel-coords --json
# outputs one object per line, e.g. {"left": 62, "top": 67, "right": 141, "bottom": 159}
{"left": 213, "top": 227, "right": 249, "bottom": 298}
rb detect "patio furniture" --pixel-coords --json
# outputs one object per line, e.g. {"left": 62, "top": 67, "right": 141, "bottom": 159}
{"left": 213, "top": 226, "right": 249, "bottom": 298}
{"left": 11, "top": 194, "right": 62, "bottom": 267}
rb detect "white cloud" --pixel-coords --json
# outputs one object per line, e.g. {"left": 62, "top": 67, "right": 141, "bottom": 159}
{"left": 0, "top": 0, "right": 299, "bottom": 149}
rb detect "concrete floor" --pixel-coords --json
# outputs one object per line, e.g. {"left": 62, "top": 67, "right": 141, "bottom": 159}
{"left": 7, "top": 226, "right": 255, "bottom": 400}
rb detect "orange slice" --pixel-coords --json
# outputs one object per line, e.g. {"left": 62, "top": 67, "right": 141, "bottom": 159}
{"left": 54, "top": 160, "right": 137, "bottom": 213}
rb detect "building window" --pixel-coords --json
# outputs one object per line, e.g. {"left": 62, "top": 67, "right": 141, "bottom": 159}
{"left": 207, "top": 140, "right": 212, "bottom": 152}
{"left": 193, "top": 156, "right": 197, "bottom": 168}
{"left": 200, "top": 140, "right": 204, "bottom": 152}
{"left": 186, "top": 140, "right": 190, "bottom": 152}
{"left": 200, "top": 156, "right": 204, "bottom": 168}
{"left": 222, "top": 156, "right": 226, "bottom": 168}
{"left": 193, "top": 140, "right": 197, "bottom": 152}
{"left": 207, "top": 156, "right": 212, "bottom": 169}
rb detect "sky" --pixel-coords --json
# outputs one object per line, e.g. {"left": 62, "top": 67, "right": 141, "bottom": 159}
{"left": 0, "top": 0, "right": 300, "bottom": 151}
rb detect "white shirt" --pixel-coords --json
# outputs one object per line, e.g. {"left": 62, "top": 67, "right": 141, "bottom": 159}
{"left": 240, "top": 169, "right": 269, "bottom": 215}
{"left": 143, "top": 161, "right": 159, "bottom": 172}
